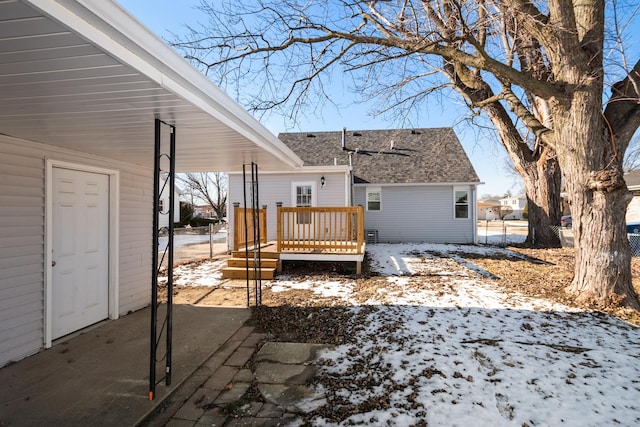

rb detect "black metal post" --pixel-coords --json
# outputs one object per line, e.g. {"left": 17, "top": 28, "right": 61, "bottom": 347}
{"left": 149, "top": 119, "right": 176, "bottom": 399}
{"left": 166, "top": 124, "right": 176, "bottom": 386}
{"left": 242, "top": 164, "right": 250, "bottom": 307}
{"left": 149, "top": 119, "right": 161, "bottom": 400}
{"left": 252, "top": 163, "right": 262, "bottom": 306}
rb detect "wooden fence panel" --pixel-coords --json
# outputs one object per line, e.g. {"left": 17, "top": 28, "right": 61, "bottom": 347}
{"left": 233, "top": 206, "right": 267, "bottom": 251}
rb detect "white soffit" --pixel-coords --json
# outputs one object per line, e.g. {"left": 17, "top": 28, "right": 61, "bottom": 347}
{"left": 0, "top": 0, "right": 303, "bottom": 172}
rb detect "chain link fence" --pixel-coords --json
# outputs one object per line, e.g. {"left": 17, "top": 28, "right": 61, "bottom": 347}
{"left": 478, "top": 220, "right": 527, "bottom": 247}
{"left": 480, "top": 221, "right": 640, "bottom": 256}
{"left": 547, "top": 225, "right": 640, "bottom": 257}
{"left": 158, "top": 223, "right": 228, "bottom": 266}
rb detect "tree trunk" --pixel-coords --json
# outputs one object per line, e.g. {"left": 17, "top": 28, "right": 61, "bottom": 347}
{"left": 521, "top": 155, "right": 562, "bottom": 248}
{"left": 481, "top": 102, "right": 563, "bottom": 248}
{"left": 554, "top": 96, "right": 640, "bottom": 310}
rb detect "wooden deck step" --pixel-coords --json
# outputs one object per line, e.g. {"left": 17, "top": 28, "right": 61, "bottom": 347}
{"left": 221, "top": 267, "right": 275, "bottom": 280}
{"left": 227, "top": 257, "right": 278, "bottom": 268}
{"left": 231, "top": 250, "right": 280, "bottom": 259}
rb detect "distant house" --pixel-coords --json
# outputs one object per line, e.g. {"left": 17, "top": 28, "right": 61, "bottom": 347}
{"left": 228, "top": 128, "right": 481, "bottom": 245}
{"left": 478, "top": 198, "right": 502, "bottom": 220}
{"left": 194, "top": 205, "right": 218, "bottom": 219}
{"left": 499, "top": 194, "right": 527, "bottom": 220}
{"left": 625, "top": 170, "right": 640, "bottom": 221}
{"left": 158, "top": 178, "right": 181, "bottom": 229}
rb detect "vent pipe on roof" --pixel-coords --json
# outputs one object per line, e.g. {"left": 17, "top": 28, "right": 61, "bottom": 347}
{"left": 341, "top": 127, "right": 346, "bottom": 150}
{"left": 390, "top": 140, "right": 395, "bottom": 150}
{"left": 334, "top": 157, "right": 337, "bottom": 165}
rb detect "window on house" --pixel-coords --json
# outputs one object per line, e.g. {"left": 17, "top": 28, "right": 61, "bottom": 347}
{"left": 455, "top": 189, "right": 469, "bottom": 219}
{"left": 366, "top": 188, "right": 381, "bottom": 211}
{"left": 294, "top": 183, "right": 313, "bottom": 224}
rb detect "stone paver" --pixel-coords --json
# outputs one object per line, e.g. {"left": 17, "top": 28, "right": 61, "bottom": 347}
{"left": 202, "top": 365, "right": 238, "bottom": 391}
{"left": 233, "top": 368, "right": 254, "bottom": 383}
{"left": 214, "top": 382, "right": 251, "bottom": 404}
{"left": 255, "top": 342, "right": 328, "bottom": 364}
{"left": 225, "top": 346, "right": 256, "bottom": 367}
{"left": 165, "top": 419, "right": 196, "bottom": 427}
{"left": 142, "top": 332, "right": 326, "bottom": 426}
{"left": 195, "top": 407, "right": 228, "bottom": 426}
{"left": 254, "top": 362, "right": 316, "bottom": 385}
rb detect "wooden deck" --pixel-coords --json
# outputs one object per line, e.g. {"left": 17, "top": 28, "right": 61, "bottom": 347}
{"left": 277, "top": 206, "right": 365, "bottom": 253}
{"left": 228, "top": 206, "right": 366, "bottom": 276}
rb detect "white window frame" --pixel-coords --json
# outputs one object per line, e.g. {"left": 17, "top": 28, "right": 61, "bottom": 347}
{"left": 291, "top": 181, "right": 316, "bottom": 207}
{"left": 454, "top": 188, "right": 470, "bottom": 219}
{"left": 291, "top": 181, "right": 316, "bottom": 225}
{"left": 366, "top": 186, "right": 382, "bottom": 212}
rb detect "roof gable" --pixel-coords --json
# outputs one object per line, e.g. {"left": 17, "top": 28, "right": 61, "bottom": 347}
{"left": 278, "top": 128, "right": 479, "bottom": 184}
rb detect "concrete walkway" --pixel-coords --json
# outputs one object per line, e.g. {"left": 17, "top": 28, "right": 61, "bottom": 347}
{"left": 0, "top": 305, "right": 250, "bottom": 427}
{"left": 142, "top": 338, "right": 329, "bottom": 426}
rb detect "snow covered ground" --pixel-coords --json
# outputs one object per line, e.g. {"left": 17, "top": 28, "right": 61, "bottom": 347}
{"left": 477, "top": 227, "right": 527, "bottom": 246}
{"left": 272, "top": 243, "right": 640, "bottom": 426}
{"left": 171, "top": 242, "right": 639, "bottom": 425}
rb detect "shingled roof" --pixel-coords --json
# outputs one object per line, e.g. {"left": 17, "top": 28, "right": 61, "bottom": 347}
{"left": 278, "top": 128, "right": 480, "bottom": 184}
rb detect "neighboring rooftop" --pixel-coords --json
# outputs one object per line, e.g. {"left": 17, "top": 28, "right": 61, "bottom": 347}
{"left": 625, "top": 170, "right": 640, "bottom": 189}
{"left": 278, "top": 128, "right": 480, "bottom": 184}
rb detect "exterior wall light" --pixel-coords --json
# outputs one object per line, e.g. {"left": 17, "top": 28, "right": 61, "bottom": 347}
{"left": 320, "top": 176, "right": 326, "bottom": 187}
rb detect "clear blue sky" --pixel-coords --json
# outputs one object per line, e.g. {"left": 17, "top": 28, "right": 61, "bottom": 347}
{"left": 122, "top": 0, "right": 626, "bottom": 197}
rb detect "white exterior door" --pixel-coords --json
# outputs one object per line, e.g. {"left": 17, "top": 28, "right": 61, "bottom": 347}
{"left": 51, "top": 167, "right": 109, "bottom": 339}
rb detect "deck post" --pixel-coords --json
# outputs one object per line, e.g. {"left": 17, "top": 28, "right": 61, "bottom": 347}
{"left": 232, "top": 203, "right": 240, "bottom": 251}
{"left": 276, "top": 202, "right": 283, "bottom": 253}
{"left": 261, "top": 205, "right": 268, "bottom": 246}
{"left": 357, "top": 205, "right": 365, "bottom": 252}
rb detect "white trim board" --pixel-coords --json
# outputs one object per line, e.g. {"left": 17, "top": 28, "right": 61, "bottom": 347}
{"left": 279, "top": 253, "right": 365, "bottom": 262}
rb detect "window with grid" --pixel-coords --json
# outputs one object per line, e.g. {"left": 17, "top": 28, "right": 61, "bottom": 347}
{"left": 454, "top": 189, "right": 469, "bottom": 219}
{"left": 296, "top": 184, "right": 312, "bottom": 224}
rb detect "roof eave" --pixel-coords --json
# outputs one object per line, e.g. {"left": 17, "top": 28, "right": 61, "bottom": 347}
{"left": 26, "top": 0, "right": 303, "bottom": 169}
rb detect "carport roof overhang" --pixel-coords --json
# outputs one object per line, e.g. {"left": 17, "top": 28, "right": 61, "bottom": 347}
{"left": 0, "top": 0, "right": 303, "bottom": 172}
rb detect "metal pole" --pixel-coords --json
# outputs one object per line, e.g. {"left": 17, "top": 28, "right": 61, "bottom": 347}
{"left": 209, "top": 223, "right": 213, "bottom": 258}
{"left": 165, "top": 125, "right": 176, "bottom": 386}
{"left": 149, "top": 119, "right": 161, "bottom": 400}
{"left": 251, "top": 163, "right": 256, "bottom": 306}
{"left": 485, "top": 220, "right": 489, "bottom": 245}
{"left": 242, "top": 164, "right": 250, "bottom": 307}
{"left": 253, "top": 163, "right": 262, "bottom": 306}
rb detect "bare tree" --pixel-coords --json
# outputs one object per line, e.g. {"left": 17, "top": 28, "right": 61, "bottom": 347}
{"left": 624, "top": 135, "right": 640, "bottom": 172}
{"left": 178, "top": 172, "right": 227, "bottom": 220}
{"left": 174, "top": 1, "right": 640, "bottom": 309}
{"left": 499, "top": 205, "right": 514, "bottom": 221}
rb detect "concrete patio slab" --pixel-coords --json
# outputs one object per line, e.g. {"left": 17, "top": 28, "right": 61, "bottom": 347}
{"left": 0, "top": 304, "right": 250, "bottom": 427}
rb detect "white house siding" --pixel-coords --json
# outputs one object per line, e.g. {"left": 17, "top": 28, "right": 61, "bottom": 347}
{"left": 0, "top": 135, "right": 152, "bottom": 366}
{"left": 499, "top": 196, "right": 526, "bottom": 220}
{"left": 627, "top": 194, "right": 640, "bottom": 222}
{"left": 158, "top": 179, "right": 181, "bottom": 230}
{"left": 354, "top": 184, "right": 476, "bottom": 243}
{"left": 227, "top": 171, "right": 349, "bottom": 249}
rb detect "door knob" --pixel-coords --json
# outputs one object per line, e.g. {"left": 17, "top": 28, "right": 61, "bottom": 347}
{"left": 52, "top": 261, "right": 56, "bottom": 267}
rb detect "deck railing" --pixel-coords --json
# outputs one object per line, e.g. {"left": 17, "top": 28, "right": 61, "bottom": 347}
{"left": 233, "top": 206, "right": 268, "bottom": 251}
{"left": 276, "top": 206, "right": 365, "bottom": 253}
